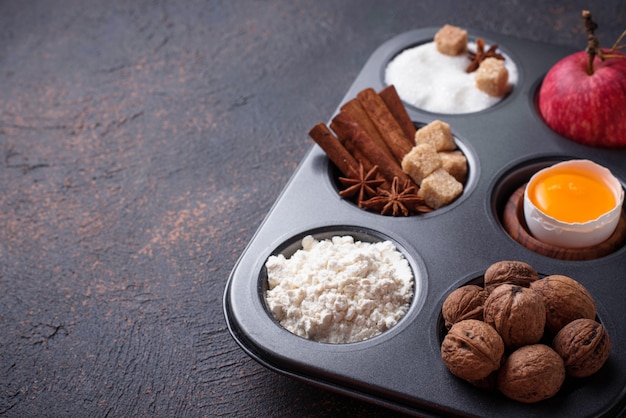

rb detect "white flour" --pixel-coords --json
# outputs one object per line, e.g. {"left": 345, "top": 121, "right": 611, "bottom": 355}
{"left": 385, "top": 41, "right": 518, "bottom": 114}
{"left": 265, "top": 235, "right": 414, "bottom": 343}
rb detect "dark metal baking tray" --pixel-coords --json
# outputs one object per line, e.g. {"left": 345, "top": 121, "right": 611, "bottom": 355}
{"left": 223, "top": 28, "right": 626, "bottom": 417}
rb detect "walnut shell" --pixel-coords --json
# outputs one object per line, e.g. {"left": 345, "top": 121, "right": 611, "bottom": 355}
{"left": 442, "top": 285, "right": 487, "bottom": 329}
{"left": 553, "top": 318, "right": 611, "bottom": 378}
{"left": 483, "top": 284, "right": 545, "bottom": 349}
{"left": 531, "top": 275, "right": 596, "bottom": 334}
{"left": 484, "top": 260, "right": 538, "bottom": 292}
{"left": 441, "top": 319, "right": 504, "bottom": 381}
{"left": 497, "top": 344, "right": 565, "bottom": 403}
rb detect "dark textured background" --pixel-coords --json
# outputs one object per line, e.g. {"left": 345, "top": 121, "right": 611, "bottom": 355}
{"left": 1, "top": 1, "right": 624, "bottom": 416}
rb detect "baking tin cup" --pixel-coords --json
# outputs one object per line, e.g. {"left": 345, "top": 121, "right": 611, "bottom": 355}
{"left": 327, "top": 122, "right": 479, "bottom": 216}
{"left": 258, "top": 225, "right": 428, "bottom": 343}
{"left": 224, "top": 28, "right": 626, "bottom": 417}
{"left": 491, "top": 157, "right": 626, "bottom": 260}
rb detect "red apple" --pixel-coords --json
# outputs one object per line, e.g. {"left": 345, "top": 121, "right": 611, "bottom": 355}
{"left": 538, "top": 50, "right": 626, "bottom": 148}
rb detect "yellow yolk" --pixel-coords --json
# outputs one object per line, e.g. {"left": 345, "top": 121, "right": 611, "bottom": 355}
{"left": 528, "top": 166, "right": 616, "bottom": 223}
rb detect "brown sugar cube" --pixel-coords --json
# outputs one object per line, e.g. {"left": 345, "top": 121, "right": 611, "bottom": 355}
{"left": 414, "top": 120, "right": 456, "bottom": 151}
{"left": 475, "top": 57, "right": 509, "bottom": 97}
{"left": 418, "top": 168, "right": 463, "bottom": 209}
{"left": 434, "top": 24, "right": 468, "bottom": 56}
{"left": 439, "top": 150, "right": 468, "bottom": 184}
{"left": 401, "top": 143, "right": 442, "bottom": 185}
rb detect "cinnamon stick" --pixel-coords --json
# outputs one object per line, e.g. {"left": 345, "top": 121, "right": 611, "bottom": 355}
{"left": 340, "top": 134, "right": 378, "bottom": 175}
{"left": 379, "top": 85, "right": 416, "bottom": 143}
{"left": 357, "top": 88, "right": 412, "bottom": 163}
{"left": 308, "top": 123, "right": 358, "bottom": 177}
{"left": 330, "top": 111, "right": 376, "bottom": 168}
{"left": 330, "top": 111, "right": 387, "bottom": 187}
{"left": 339, "top": 98, "right": 395, "bottom": 160}
{"left": 351, "top": 129, "right": 413, "bottom": 186}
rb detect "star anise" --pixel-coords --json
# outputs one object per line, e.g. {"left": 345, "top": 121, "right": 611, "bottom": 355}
{"left": 361, "top": 176, "right": 425, "bottom": 217}
{"left": 466, "top": 38, "right": 505, "bottom": 73}
{"left": 338, "top": 163, "right": 385, "bottom": 207}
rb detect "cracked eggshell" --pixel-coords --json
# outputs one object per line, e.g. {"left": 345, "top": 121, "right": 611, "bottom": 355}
{"left": 523, "top": 160, "right": 624, "bottom": 248}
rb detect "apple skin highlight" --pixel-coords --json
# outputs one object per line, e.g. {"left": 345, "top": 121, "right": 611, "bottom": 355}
{"left": 538, "top": 50, "right": 626, "bottom": 148}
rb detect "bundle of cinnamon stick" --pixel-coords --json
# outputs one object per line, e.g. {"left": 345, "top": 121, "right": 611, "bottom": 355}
{"left": 309, "top": 85, "right": 430, "bottom": 214}
{"left": 310, "top": 85, "right": 417, "bottom": 187}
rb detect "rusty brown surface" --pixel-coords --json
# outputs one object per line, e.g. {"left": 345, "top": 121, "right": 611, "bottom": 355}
{"left": 0, "top": 0, "right": 624, "bottom": 416}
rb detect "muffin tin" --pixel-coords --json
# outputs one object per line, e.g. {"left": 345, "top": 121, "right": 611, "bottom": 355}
{"left": 223, "top": 28, "right": 626, "bottom": 417}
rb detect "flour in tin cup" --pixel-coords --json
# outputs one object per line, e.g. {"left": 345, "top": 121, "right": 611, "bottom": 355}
{"left": 265, "top": 235, "right": 414, "bottom": 344}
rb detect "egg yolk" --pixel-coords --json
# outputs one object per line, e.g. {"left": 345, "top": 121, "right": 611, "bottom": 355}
{"left": 528, "top": 166, "right": 616, "bottom": 223}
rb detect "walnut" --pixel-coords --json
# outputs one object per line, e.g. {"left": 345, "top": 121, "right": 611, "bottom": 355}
{"left": 442, "top": 285, "right": 487, "bottom": 329}
{"left": 484, "top": 260, "right": 538, "bottom": 292}
{"left": 483, "top": 284, "right": 545, "bottom": 348}
{"left": 441, "top": 319, "right": 504, "bottom": 381}
{"left": 553, "top": 318, "right": 611, "bottom": 378}
{"left": 497, "top": 344, "right": 565, "bottom": 403}
{"left": 467, "top": 371, "right": 498, "bottom": 390}
{"left": 530, "top": 275, "right": 596, "bottom": 334}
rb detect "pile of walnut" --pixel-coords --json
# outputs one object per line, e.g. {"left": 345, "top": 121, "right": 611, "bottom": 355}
{"left": 441, "top": 260, "right": 611, "bottom": 404}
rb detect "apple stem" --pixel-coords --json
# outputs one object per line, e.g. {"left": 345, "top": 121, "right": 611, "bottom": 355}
{"left": 583, "top": 10, "right": 599, "bottom": 75}
{"left": 610, "top": 30, "right": 626, "bottom": 52}
{"left": 582, "top": 10, "right": 626, "bottom": 75}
